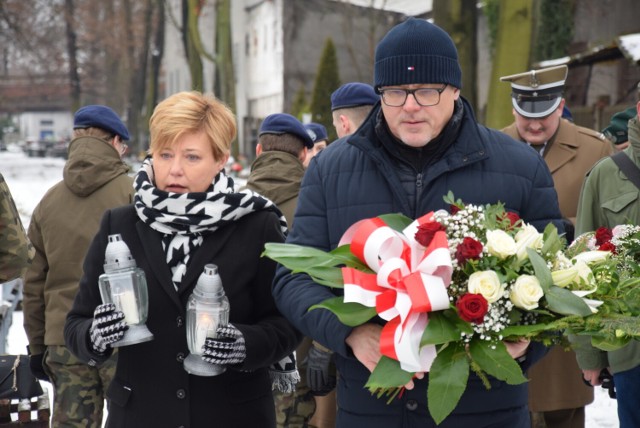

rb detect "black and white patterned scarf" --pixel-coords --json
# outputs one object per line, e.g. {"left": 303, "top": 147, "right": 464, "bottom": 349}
{"left": 133, "top": 157, "right": 297, "bottom": 391}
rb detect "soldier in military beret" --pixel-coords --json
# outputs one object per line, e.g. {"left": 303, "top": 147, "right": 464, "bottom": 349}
{"left": 501, "top": 65, "right": 612, "bottom": 428}
{"left": 22, "top": 104, "right": 133, "bottom": 427}
{"left": 331, "top": 82, "right": 379, "bottom": 139}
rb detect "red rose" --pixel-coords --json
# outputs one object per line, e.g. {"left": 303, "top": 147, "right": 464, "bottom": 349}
{"left": 450, "top": 205, "right": 461, "bottom": 215}
{"left": 455, "top": 237, "right": 483, "bottom": 265}
{"left": 415, "top": 222, "right": 446, "bottom": 247}
{"left": 456, "top": 293, "right": 489, "bottom": 324}
{"left": 595, "top": 227, "right": 613, "bottom": 246}
{"left": 501, "top": 212, "right": 521, "bottom": 229}
{"left": 599, "top": 241, "right": 616, "bottom": 254}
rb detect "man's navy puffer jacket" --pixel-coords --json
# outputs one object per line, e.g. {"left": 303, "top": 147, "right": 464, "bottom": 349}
{"left": 273, "top": 98, "right": 563, "bottom": 428}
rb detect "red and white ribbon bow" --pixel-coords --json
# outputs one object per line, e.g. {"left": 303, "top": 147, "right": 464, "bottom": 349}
{"left": 340, "top": 212, "right": 452, "bottom": 372}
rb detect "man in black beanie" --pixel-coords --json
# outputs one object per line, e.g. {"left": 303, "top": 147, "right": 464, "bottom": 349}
{"left": 273, "top": 17, "right": 562, "bottom": 428}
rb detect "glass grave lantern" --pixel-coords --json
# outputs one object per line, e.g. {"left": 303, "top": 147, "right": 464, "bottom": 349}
{"left": 184, "top": 264, "right": 230, "bottom": 376}
{"left": 98, "top": 234, "right": 154, "bottom": 346}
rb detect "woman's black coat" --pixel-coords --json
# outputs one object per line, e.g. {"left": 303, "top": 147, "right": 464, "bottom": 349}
{"left": 65, "top": 204, "right": 300, "bottom": 428}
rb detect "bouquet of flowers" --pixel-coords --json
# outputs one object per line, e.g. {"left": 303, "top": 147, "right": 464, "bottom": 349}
{"left": 563, "top": 224, "right": 640, "bottom": 350}
{"left": 264, "top": 193, "right": 637, "bottom": 424}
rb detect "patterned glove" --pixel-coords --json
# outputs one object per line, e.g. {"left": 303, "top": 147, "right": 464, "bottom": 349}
{"left": 202, "top": 324, "right": 246, "bottom": 366}
{"left": 306, "top": 342, "right": 336, "bottom": 396}
{"left": 89, "top": 303, "right": 128, "bottom": 354}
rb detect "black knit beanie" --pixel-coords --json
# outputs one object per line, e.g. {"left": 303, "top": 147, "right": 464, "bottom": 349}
{"left": 374, "top": 18, "right": 462, "bottom": 93}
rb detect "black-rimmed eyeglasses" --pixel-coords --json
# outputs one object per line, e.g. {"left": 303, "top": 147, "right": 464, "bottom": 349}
{"left": 380, "top": 85, "right": 448, "bottom": 107}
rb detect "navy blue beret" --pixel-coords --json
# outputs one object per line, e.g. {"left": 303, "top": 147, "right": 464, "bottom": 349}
{"left": 73, "top": 105, "right": 130, "bottom": 141}
{"left": 259, "top": 113, "right": 314, "bottom": 149}
{"left": 304, "top": 122, "right": 328, "bottom": 143}
{"left": 331, "top": 83, "right": 379, "bottom": 111}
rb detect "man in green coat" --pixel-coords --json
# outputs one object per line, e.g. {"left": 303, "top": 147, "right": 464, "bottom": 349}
{"left": 245, "top": 113, "right": 317, "bottom": 428}
{"left": 575, "top": 101, "right": 640, "bottom": 428}
{"left": 22, "top": 105, "right": 134, "bottom": 428}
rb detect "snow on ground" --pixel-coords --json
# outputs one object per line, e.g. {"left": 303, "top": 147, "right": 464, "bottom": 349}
{"left": 0, "top": 149, "right": 619, "bottom": 427}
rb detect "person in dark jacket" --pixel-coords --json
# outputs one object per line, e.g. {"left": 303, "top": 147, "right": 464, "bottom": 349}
{"left": 23, "top": 105, "right": 133, "bottom": 427}
{"left": 245, "top": 112, "right": 317, "bottom": 427}
{"left": 64, "top": 91, "right": 301, "bottom": 428}
{"left": 273, "top": 18, "right": 563, "bottom": 428}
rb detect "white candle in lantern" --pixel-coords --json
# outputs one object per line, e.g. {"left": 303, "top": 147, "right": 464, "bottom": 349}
{"left": 113, "top": 290, "right": 141, "bottom": 324}
{"left": 194, "top": 313, "right": 217, "bottom": 354}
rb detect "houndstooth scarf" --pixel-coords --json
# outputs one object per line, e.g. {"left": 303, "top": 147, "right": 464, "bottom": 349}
{"left": 133, "top": 157, "right": 298, "bottom": 392}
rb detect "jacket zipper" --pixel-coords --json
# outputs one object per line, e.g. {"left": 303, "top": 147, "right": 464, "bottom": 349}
{"left": 415, "top": 172, "right": 423, "bottom": 218}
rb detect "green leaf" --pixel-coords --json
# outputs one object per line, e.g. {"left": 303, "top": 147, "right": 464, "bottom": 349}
{"left": 500, "top": 322, "right": 551, "bottom": 338}
{"left": 527, "top": 248, "right": 552, "bottom": 291}
{"left": 591, "top": 335, "right": 632, "bottom": 351}
{"left": 263, "top": 243, "right": 343, "bottom": 271}
{"left": 309, "top": 297, "right": 377, "bottom": 326}
{"left": 427, "top": 342, "right": 469, "bottom": 425}
{"left": 468, "top": 340, "right": 528, "bottom": 385}
{"left": 329, "top": 245, "right": 370, "bottom": 270}
{"left": 541, "top": 222, "right": 563, "bottom": 256}
{"left": 377, "top": 213, "right": 413, "bottom": 232}
{"left": 421, "top": 310, "right": 471, "bottom": 346}
{"left": 366, "top": 356, "right": 414, "bottom": 390}
{"left": 304, "top": 266, "right": 345, "bottom": 288}
{"left": 545, "top": 285, "right": 593, "bottom": 316}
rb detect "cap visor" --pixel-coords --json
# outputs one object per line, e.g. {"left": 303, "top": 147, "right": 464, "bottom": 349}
{"left": 512, "top": 96, "right": 561, "bottom": 119}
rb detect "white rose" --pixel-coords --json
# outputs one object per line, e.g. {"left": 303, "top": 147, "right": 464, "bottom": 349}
{"left": 468, "top": 270, "right": 504, "bottom": 303}
{"left": 510, "top": 275, "right": 544, "bottom": 310}
{"left": 515, "top": 225, "right": 543, "bottom": 261}
{"left": 485, "top": 229, "right": 517, "bottom": 259}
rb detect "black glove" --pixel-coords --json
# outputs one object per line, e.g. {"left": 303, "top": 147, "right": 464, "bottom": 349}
{"left": 28, "top": 353, "right": 50, "bottom": 382}
{"left": 89, "top": 303, "right": 128, "bottom": 354}
{"left": 202, "top": 324, "right": 246, "bottom": 366}
{"left": 306, "top": 342, "right": 336, "bottom": 396}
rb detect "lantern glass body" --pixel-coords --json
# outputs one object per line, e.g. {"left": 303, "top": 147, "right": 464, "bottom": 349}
{"left": 98, "top": 266, "right": 154, "bottom": 346}
{"left": 184, "top": 265, "right": 230, "bottom": 376}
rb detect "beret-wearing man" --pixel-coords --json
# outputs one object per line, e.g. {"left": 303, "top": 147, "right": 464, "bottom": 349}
{"left": 331, "top": 82, "right": 379, "bottom": 139}
{"left": 244, "top": 112, "right": 316, "bottom": 427}
{"left": 22, "top": 105, "right": 134, "bottom": 427}
{"left": 303, "top": 122, "right": 329, "bottom": 168}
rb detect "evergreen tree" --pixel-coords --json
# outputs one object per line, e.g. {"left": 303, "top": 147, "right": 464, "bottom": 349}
{"left": 291, "top": 85, "right": 309, "bottom": 121}
{"left": 310, "top": 38, "right": 340, "bottom": 141}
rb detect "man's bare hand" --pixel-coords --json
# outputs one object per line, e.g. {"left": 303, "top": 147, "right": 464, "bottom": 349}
{"left": 345, "top": 324, "right": 424, "bottom": 390}
{"left": 582, "top": 368, "right": 602, "bottom": 386}
{"left": 504, "top": 338, "right": 530, "bottom": 359}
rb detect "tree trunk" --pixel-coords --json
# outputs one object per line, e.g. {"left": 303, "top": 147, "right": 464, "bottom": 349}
{"left": 485, "top": 0, "right": 534, "bottom": 129}
{"left": 146, "top": 0, "right": 165, "bottom": 131}
{"left": 64, "top": 0, "right": 81, "bottom": 112}
{"left": 433, "top": 0, "right": 478, "bottom": 113}
{"left": 214, "top": 0, "right": 238, "bottom": 157}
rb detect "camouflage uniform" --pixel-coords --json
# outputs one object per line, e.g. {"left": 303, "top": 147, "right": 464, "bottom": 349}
{"left": 274, "top": 337, "right": 316, "bottom": 427}
{"left": 45, "top": 346, "right": 116, "bottom": 428}
{"left": 0, "top": 173, "right": 34, "bottom": 282}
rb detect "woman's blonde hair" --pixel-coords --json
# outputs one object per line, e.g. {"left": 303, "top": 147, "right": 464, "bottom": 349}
{"left": 148, "top": 91, "right": 236, "bottom": 161}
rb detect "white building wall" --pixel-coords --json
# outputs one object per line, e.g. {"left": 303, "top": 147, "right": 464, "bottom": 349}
{"left": 245, "top": 0, "right": 284, "bottom": 119}
{"left": 162, "top": 0, "right": 216, "bottom": 98}
{"left": 17, "top": 111, "right": 73, "bottom": 142}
